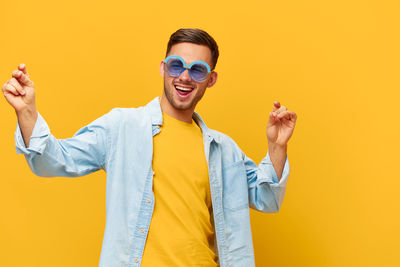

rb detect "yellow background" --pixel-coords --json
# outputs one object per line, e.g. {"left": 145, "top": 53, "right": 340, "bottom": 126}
{"left": 1, "top": 0, "right": 399, "bottom": 266}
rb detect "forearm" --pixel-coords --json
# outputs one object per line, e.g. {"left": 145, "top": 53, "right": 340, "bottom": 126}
{"left": 268, "top": 143, "right": 287, "bottom": 180}
{"left": 16, "top": 107, "right": 38, "bottom": 148}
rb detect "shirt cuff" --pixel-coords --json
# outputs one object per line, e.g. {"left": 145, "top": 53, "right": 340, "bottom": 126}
{"left": 15, "top": 112, "right": 50, "bottom": 155}
{"left": 259, "top": 152, "right": 290, "bottom": 187}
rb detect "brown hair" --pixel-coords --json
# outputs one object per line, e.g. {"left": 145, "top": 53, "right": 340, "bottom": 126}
{"left": 166, "top": 28, "right": 219, "bottom": 70}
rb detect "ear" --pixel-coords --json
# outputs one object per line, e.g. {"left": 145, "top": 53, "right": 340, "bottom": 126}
{"left": 207, "top": 71, "right": 218, "bottom": 88}
{"left": 159, "top": 61, "right": 165, "bottom": 77}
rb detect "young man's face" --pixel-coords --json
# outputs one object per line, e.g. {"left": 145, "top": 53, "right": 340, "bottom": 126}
{"left": 160, "top": 42, "right": 218, "bottom": 112}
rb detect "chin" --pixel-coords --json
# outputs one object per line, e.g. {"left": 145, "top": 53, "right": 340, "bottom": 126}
{"left": 163, "top": 82, "right": 200, "bottom": 111}
{"left": 171, "top": 100, "right": 194, "bottom": 111}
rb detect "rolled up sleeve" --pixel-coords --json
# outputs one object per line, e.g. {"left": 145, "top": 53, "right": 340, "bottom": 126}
{"left": 15, "top": 112, "right": 50, "bottom": 155}
{"left": 245, "top": 151, "right": 290, "bottom": 213}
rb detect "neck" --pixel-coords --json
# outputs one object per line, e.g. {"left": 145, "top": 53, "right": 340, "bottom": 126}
{"left": 160, "top": 94, "right": 194, "bottom": 123}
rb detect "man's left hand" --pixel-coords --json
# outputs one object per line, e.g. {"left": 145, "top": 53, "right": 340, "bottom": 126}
{"left": 266, "top": 101, "right": 297, "bottom": 147}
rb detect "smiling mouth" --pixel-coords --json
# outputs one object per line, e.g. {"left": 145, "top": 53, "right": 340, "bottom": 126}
{"left": 174, "top": 84, "right": 194, "bottom": 97}
{"left": 175, "top": 85, "right": 194, "bottom": 92}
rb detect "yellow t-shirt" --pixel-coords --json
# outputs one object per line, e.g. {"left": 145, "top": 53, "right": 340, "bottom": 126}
{"left": 141, "top": 112, "right": 218, "bottom": 267}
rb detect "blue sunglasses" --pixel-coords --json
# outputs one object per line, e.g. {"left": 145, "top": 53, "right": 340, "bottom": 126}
{"left": 163, "top": 55, "right": 211, "bottom": 82}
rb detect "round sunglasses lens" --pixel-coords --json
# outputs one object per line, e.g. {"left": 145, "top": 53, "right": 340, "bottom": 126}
{"left": 165, "top": 59, "right": 183, "bottom": 76}
{"left": 190, "top": 64, "right": 208, "bottom": 81}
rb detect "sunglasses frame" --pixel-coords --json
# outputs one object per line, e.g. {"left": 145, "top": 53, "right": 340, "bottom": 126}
{"left": 163, "top": 55, "right": 211, "bottom": 82}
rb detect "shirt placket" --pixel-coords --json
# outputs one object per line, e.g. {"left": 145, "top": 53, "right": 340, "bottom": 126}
{"left": 128, "top": 125, "right": 160, "bottom": 266}
{"left": 205, "top": 137, "right": 228, "bottom": 267}
{"left": 127, "top": 169, "right": 155, "bottom": 267}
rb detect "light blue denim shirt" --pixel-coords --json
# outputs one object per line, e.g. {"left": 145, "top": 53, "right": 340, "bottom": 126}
{"left": 15, "top": 97, "right": 289, "bottom": 267}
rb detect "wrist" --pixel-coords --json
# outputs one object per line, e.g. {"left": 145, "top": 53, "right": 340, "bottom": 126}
{"left": 16, "top": 106, "right": 38, "bottom": 121}
{"left": 268, "top": 140, "right": 287, "bottom": 149}
{"left": 268, "top": 141, "right": 287, "bottom": 152}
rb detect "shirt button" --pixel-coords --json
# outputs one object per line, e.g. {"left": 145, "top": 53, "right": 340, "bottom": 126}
{"left": 140, "top": 228, "right": 144, "bottom": 233}
{"left": 146, "top": 198, "right": 151, "bottom": 203}
{"left": 134, "top": 258, "right": 139, "bottom": 263}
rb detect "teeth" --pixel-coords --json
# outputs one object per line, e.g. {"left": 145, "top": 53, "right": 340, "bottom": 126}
{"left": 175, "top": 86, "right": 193, "bottom": 91}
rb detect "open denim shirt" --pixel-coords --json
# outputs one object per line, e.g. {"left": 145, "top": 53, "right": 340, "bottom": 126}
{"left": 15, "top": 97, "right": 289, "bottom": 267}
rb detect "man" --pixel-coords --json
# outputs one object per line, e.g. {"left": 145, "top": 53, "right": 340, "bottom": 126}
{"left": 2, "top": 28, "right": 297, "bottom": 267}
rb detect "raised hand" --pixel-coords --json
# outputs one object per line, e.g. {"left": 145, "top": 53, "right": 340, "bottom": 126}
{"left": 266, "top": 101, "right": 297, "bottom": 147}
{"left": 3, "top": 63, "right": 38, "bottom": 147}
{"left": 2, "top": 63, "right": 36, "bottom": 113}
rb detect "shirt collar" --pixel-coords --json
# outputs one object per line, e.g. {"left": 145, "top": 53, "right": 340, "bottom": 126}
{"left": 145, "top": 97, "right": 213, "bottom": 139}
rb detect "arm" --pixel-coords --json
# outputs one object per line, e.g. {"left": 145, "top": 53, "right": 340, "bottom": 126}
{"left": 3, "top": 63, "right": 113, "bottom": 177}
{"left": 268, "top": 143, "right": 287, "bottom": 180}
{"left": 17, "top": 107, "right": 38, "bottom": 148}
{"left": 245, "top": 150, "right": 289, "bottom": 213}
{"left": 267, "top": 101, "right": 297, "bottom": 180}
{"left": 247, "top": 101, "right": 297, "bottom": 212}
{"left": 2, "top": 64, "right": 37, "bottom": 147}
{"left": 15, "top": 110, "right": 114, "bottom": 177}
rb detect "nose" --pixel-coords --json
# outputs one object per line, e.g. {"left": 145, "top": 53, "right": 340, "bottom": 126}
{"left": 178, "top": 68, "right": 192, "bottom": 82}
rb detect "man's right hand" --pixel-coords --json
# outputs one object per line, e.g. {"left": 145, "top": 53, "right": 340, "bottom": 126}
{"left": 2, "top": 63, "right": 36, "bottom": 113}
{"left": 3, "top": 63, "right": 38, "bottom": 147}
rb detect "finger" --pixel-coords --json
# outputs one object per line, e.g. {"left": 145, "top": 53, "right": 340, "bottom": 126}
{"left": 12, "top": 70, "right": 21, "bottom": 78}
{"left": 18, "top": 63, "right": 29, "bottom": 76}
{"left": 269, "top": 111, "right": 279, "bottom": 123}
{"left": 8, "top": 78, "right": 25, "bottom": 95}
{"left": 290, "top": 112, "right": 298, "bottom": 123}
{"left": 272, "top": 101, "right": 280, "bottom": 112}
{"left": 277, "top": 110, "right": 296, "bottom": 120}
{"left": 2, "top": 82, "right": 21, "bottom": 96}
{"left": 275, "top": 105, "right": 287, "bottom": 114}
{"left": 12, "top": 70, "right": 33, "bottom": 87}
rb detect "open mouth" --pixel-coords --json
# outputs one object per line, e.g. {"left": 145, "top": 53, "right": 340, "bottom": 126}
{"left": 174, "top": 84, "right": 194, "bottom": 97}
